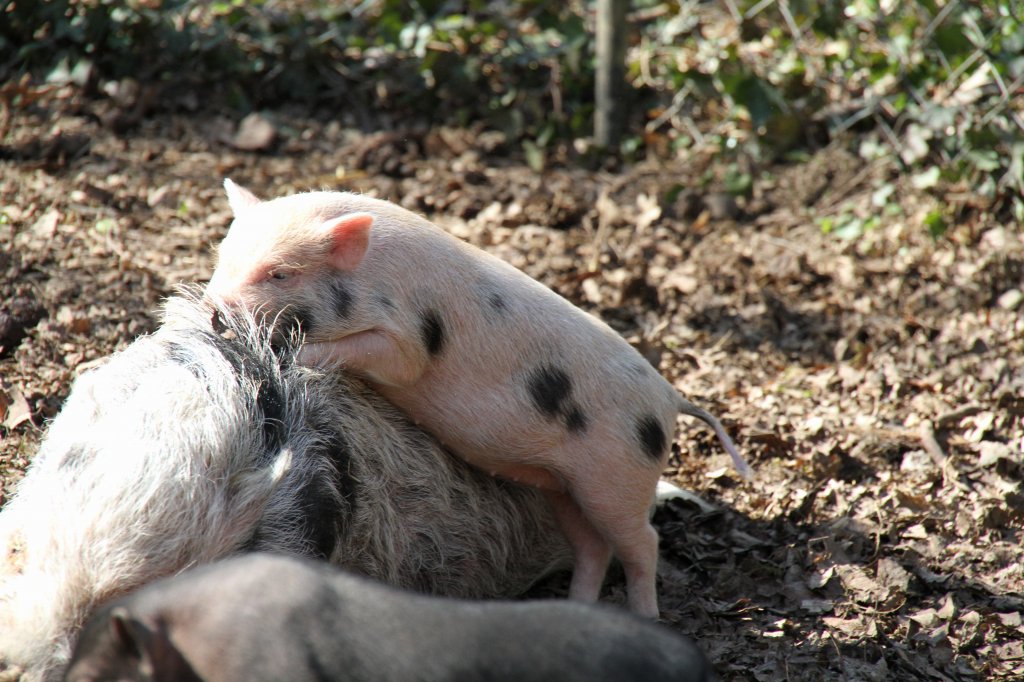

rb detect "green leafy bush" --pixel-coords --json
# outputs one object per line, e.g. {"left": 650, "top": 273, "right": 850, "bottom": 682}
{"left": 0, "top": 0, "right": 592, "bottom": 141}
{"left": 629, "top": 0, "right": 1023, "bottom": 223}
{"left": 2, "top": 0, "right": 1021, "bottom": 224}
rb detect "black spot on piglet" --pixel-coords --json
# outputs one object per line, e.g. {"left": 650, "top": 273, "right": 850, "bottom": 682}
{"left": 527, "top": 365, "right": 589, "bottom": 434}
{"left": 528, "top": 365, "right": 572, "bottom": 417}
{"left": 488, "top": 292, "right": 507, "bottom": 312}
{"left": 375, "top": 294, "right": 397, "bottom": 311}
{"left": 420, "top": 308, "right": 446, "bottom": 356}
{"left": 564, "top": 406, "right": 588, "bottom": 433}
{"left": 635, "top": 415, "right": 667, "bottom": 461}
{"left": 331, "top": 280, "right": 353, "bottom": 320}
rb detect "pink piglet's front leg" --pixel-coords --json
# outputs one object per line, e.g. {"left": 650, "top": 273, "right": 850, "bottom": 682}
{"left": 297, "top": 330, "right": 427, "bottom": 388}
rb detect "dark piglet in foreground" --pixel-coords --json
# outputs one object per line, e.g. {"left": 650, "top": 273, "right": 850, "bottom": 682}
{"left": 66, "top": 553, "right": 715, "bottom": 682}
{"left": 207, "top": 181, "right": 752, "bottom": 617}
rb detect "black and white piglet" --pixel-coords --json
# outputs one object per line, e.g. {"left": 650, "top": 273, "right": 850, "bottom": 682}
{"left": 206, "top": 181, "right": 752, "bottom": 617}
{"left": 65, "top": 553, "right": 715, "bottom": 682}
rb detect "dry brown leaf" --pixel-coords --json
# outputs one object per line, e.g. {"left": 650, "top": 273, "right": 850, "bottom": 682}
{"left": 876, "top": 557, "right": 910, "bottom": 594}
{"left": 231, "top": 112, "right": 277, "bottom": 151}
{"left": 836, "top": 564, "right": 883, "bottom": 603}
{"left": 910, "top": 607, "right": 940, "bottom": 628}
{"left": 997, "top": 612, "right": 1022, "bottom": 628}
{"left": 960, "top": 610, "right": 981, "bottom": 628}
{"left": 800, "top": 598, "right": 834, "bottom": 614}
{"left": 839, "top": 658, "right": 889, "bottom": 682}
{"left": 662, "top": 265, "right": 698, "bottom": 295}
{"left": 56, "top": 307, "right": 92, "bottom": 335}
{"left": 977, "top": 440, "right": 1013, "bottom": 467}
{"left": 993, "top": 640, "right": 1024, "bottom": 663}
{"left": 911, "top": 621, "right": 950, "bottom": 647}
{"left": 634, "top": 193, "right": 661, "bottom": 233}
{"left": 823, "top": 615, "right": 878, "bottom": 638}
{"left": 1, "top": 388, "right": 31, "bottom": 431}
{"left": 997, "top": 288, "right": 1023, "bottom": 310}
{"left": 895, "top": 490, "right": 931, "bottom": 511}
{"left": 32, "top": 208, "right": 60, "bottom": 239}
{"left": 936, "top": 592, "right": 958, "bottom": 621}
{"left": 704, "top": 466, "right": 730, "bottom": 479}
{"left": 965, "top": 412, "right": 996, "bottom": 442}
{"left": 903, "top": 523, "right": 929, "bottom": 539}
{"left": 807, "top": 565, "right": 835, "bottom": 590}
{"left": 580, "top": 278, "right": 602, "bottom": 304}
{"left": 147, "top": 185, "right": 176, "bottom": 209}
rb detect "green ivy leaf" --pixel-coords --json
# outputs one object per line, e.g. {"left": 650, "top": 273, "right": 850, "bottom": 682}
{"left": 523, "top": 139, "right": 545, "bottom": 173}
{"left": 923, "top": 210, "right": 947, "bottom": 238}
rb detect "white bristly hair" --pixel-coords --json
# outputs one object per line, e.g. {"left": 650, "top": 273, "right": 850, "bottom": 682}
{"left": 0, "top": 289, "right": 569, "bottom": 682}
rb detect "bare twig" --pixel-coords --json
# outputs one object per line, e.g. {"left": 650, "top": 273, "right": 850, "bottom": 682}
{"left": 720, "top": 0, "right": 742, "bottom": 24}
{"left": 778, "top": 0, "right": 803, "bottom": 43}
{"left": 646, "top": 86, "right": 690, "bottom": 133}
{"left": 743, "top": 0, "right": 775, "bottom": 20}
{"left": 919, "top": 0, "right": 960, "bottom": 44}
{"left": 587, "top": 189, "right": 616, "bottom": 272}
{"left": 919, "top": 418, "right": 975, "bottom": 494}
{"left": 918, "top": 419, "right": 947, "bottom": 469}
{"left": 935, "top": 404, "right": 985, "bottom": 429}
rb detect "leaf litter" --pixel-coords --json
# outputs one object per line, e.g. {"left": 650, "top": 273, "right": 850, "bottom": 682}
{"left": 1, "top": 93, "right": 1022, "bottom": 680}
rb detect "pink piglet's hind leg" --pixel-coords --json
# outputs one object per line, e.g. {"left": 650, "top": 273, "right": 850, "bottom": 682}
{"left": 543, "top": 489, "right": 613, "bottom": 604}
{"left": 566, "top": 452, "right": 664, "bottom": 619}
{"left": 297, "top": 331, "right": 426, "bottom": 388}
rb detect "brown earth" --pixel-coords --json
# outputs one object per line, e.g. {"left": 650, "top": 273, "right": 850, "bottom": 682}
{"left": 1, "top": 88, "right": 1022, "bottom": 681}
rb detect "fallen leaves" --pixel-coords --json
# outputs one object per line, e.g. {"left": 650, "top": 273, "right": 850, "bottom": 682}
{"left": 823, "top": 613, "right": 878, "bottom": 639}
{"left": 0, "top": 381, "right": 31, "bottom": 432}
{"left": 230, "top": 112, "right": 277, "bottom": 151}
{"left": 3, "top": 94, "right": 1024, "bottom": 681}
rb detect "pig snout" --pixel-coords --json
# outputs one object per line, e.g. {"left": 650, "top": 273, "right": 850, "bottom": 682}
{"left": 203, "top": 274, "right": 243, "bottom": 310}
{"left": 205, "top": 289, "right": 241, "bottom": 309}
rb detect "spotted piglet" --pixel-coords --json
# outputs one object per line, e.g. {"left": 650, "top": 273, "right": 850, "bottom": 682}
{"left": 206, "top": 180, "right": 752, "bottom": 618}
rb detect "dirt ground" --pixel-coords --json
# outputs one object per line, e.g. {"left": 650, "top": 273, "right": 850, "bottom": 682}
{"left": 1, "top": 89, "right": 1022, "bottom": 681}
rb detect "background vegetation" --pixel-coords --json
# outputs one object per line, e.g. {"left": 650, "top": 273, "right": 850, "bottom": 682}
{"left": 2, "top": 0, "right": 1022, "bottom": 229}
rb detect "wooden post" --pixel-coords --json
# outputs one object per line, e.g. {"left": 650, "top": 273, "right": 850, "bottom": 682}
{"left": 595, "top": 0, "right": 628, "bottom": 149}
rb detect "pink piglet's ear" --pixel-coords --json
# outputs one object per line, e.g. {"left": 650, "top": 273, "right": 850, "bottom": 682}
{"left": 323, "top": 213, "right": 374, "bottom": 271}
{"left": 223, "top": 178, "right": 262, "bottom": 215}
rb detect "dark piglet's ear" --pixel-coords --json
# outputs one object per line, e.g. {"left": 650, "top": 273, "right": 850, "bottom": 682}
{"left": 109, "top": 607, "right": 201, "bottom": 682}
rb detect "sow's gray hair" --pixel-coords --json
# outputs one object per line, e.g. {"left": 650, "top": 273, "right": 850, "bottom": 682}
{"left": 0, "top": 290, "right": 569, "bottom": 682}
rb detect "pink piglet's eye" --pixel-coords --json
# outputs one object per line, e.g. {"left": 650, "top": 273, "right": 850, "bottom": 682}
{"left": 268, "top": 270, "right": 289, "bottom": 281}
